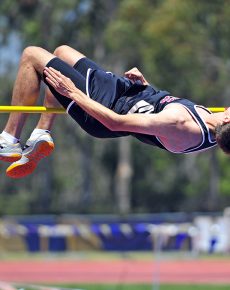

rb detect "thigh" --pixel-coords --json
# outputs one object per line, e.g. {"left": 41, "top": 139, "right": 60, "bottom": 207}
{"left": 73, "top": 57, "right": 105, "bottom": 78}
{"left": 68, "top": 103, "right": 130, "bottom": 138}
{"left": 44, "top": 57, "right": 87, "bottom": 108}
{"left": 54, "top": 45, "right": 104, "bottom": 76}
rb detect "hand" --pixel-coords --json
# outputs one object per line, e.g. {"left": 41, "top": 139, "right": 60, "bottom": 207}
{"left": 44, "top": 67, "right": 77, "bottom": 99}
{"left": 124, "top": 67, "right": 149, "bottom": 85}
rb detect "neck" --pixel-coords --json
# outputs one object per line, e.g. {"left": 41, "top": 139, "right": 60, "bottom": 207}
{"left": 205, "top": 112, "right": 224, "bottom": 132}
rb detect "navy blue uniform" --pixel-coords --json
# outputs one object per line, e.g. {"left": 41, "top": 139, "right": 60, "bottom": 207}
{"left": 44, "top": 57, "right": 217, "bottom": 154}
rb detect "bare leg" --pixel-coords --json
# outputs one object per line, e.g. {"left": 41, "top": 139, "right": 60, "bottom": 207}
{"left": 5, "top": 46, "right": 90, "bottom": 177}
{"left": 4, "top": 46, "right": 56, "bottom": 138}
{"left": 3, "top": 46, "right": 86, "bottom": 178}
{"left": 35, "top": 88, "right": 61, "bottom": 131}
{"left": 35, "top": 45, "right": 86, "bottom": 130}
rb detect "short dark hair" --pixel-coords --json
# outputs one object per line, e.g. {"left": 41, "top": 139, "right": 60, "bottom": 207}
{"left": 215, "top": 123, "right": 230, "bottom": 154}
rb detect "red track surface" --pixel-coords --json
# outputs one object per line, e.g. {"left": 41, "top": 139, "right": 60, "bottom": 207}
{"left": 1, "top": 259, "right": 230, "bottom": 284}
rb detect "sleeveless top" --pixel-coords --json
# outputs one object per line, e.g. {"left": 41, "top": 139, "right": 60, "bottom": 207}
{"left": 113, "top": 84, "right": 217, "bottom": 154}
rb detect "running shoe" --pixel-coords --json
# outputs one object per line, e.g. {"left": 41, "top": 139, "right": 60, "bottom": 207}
{"left": 0, "top": 135, "right": 22, "bottom": 162}
{"left": 6, "top": 131, "right": 54, "bottom": 178}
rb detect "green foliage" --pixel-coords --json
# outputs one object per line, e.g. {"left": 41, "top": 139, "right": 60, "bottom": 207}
{"left": 0, "top": 0, "right": 230, "bottom": 215}
{"left": 105, "top": 0, "right": 230, "bottom": 213}
{"left": 49, "top": 284, "right": 230, "bottom": 290}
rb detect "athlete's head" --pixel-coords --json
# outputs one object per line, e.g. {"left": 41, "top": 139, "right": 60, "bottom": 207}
{"left": 215, "top": 108, "right": 230, "bottom": 154}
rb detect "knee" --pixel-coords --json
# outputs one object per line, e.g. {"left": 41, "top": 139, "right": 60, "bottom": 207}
{"left": 53, "top": 45, "right": 85, "bottom": 66}
{"left": 53, "top": 45, "right": 70, "bottom": 58}
{"left": 21, "top": 46, "right": 40, "bottom": 62}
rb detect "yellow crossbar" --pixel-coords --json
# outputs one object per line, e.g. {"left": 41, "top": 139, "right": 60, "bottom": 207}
{"left": 0, "top": 106, "right": 226, "bottom": 113}
{"left": 208, "top": 107, "right": 226, "bottom": 112}
{"left": 0, "top": 106, "right": 66, "bottom": 113}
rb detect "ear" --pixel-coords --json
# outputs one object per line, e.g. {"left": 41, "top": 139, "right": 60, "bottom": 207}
{"left": 223, "top": 115, "right": 230, "bottom": 124}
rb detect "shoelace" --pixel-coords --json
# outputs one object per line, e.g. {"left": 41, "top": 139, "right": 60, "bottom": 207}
{"left": 0, "top": 141, "right": 19, "bottom": 149}
{"left": 22, "top": 144, "right": 30, "bottom": 151}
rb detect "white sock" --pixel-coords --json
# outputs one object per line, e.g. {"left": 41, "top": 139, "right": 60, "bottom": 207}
{"left": 30, "top": 128, "right": 50, "bottom": 139}
{"left": 1, "top": 131, "right": 19, "bottom": 144}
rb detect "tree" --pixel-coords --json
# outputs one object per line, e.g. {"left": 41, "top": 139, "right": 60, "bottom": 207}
{"left": 1, "top": 0, "right": 230, "bottom": 215}
{"left": 105, "top": 0, "right": 230, "bottom": 212}
{"left": 0, "top": 0, "right": 123, "bottom": 214}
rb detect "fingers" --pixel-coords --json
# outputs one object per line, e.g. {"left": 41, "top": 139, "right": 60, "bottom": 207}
{"left": 125, "top": 67, "right": 139, "bottom": 75}
{"left": 43, "top": 72, "right": 57, "bottom": 90}
{"left": 44, "top": 67, "right": 61, "bottom": 82}
{"left": 48, "top": 67, "right": 62, "bottom": 77}
{"left": 44, "top": 67, "right": 77, "bottom": 98}
{"left": 124, "top": 68, "right": 142, "bottom": 81}
{"left": 45, "top": 66, "right": 61, "bottom": 75}
{"left": 44, "top": 67, "right": 69, "bottom": 93}
{"left": 45, "top": 75, "right": 56, "bottom": 88}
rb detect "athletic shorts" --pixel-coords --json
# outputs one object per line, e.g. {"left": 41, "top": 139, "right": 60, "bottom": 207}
{"left": 44, "top": 57, "right": 133, "bottom": 138}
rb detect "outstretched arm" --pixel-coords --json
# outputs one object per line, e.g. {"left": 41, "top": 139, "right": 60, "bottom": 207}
{"left": 44, "top": 67, "right": 171, "bottom": 137}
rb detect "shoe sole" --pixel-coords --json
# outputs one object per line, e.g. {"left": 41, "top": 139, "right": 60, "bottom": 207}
{"left": 6, "top": 140, "right": 54, "bottom": 179}
{"left": 0, "top": 154, "right": 22, "bottom": 163}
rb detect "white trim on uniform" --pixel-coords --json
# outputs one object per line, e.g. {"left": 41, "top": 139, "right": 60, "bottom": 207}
{"left": 127, "top": 100, "right": 155, "bottom": 114}
{"left": 66, "top": 68, "right": 92, "bottom": 114}
{"left": 66, "top": 101, "right": 75, "bottom": 114}
{"left": 86, "top": 68, "right": 92, "bottom": 97}
{"left": 195, "top": 105, "right": 216, "bottom": 144}
{"left": 156, "top": 104, "right": 217, "bottom": 154}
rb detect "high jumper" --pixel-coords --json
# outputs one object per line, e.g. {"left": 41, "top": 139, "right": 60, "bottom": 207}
{"left": 0, "top": 45, "right": 229, "bottom": 178}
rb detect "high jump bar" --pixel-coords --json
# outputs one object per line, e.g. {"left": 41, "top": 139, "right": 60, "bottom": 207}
{"left": 0, "top": 106, "right": 66, "bottom": 113}
{"left": 0, "top": 106, "right": 226, "bottom": 113}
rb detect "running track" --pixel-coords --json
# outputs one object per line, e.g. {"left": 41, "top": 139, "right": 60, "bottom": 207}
{"left": 1, "top": 259, "right": 230, "bottom": 284}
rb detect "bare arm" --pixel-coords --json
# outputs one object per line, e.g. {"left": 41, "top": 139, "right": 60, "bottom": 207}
{"left": 44, "top": 67, "right": 172, "bottom": 137}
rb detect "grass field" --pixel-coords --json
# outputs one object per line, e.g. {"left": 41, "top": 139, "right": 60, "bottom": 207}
{"left": 1, "top": 250, "right": 229, "bottom": 261}
{"left": 11, "top": 284, "right": 230, "bottom": 290}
